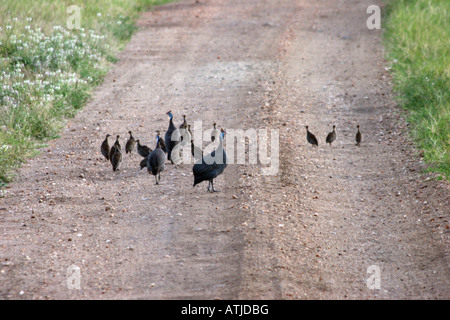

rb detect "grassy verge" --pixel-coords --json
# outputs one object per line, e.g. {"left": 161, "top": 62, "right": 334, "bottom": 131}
{"left": 0, "top": 0, "right": 173, "bottom": 184}
{"left": 383, "top": 0, "right": 449, "bottom": 179}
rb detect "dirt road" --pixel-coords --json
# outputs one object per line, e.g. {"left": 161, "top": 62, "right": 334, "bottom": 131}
{"left": 0, "top": 0, "right": 448, "bottom": 299}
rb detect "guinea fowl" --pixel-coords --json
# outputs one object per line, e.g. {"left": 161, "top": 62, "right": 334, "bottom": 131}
{"left": 179, "top": 115, "right": 188, "bottom": 130}
{"left": 136, "top": 139, "right": 152, "bottom": 158}
{"left": 101, "top": 134, "right": 111, "bottom": 161}
{"left": 326, "top": 125, "right": 337, "bottom": 146}
{"left": 355, "top": 125, "right": 362, "bottom": 146}
{"left": 125, "top": 131, "right": 136, "bottom": 155}
{"left": 147, "top": 135, "right": 166, "bottom": 184}
{"left": 155, "top": 130, "right": 167, "bottom": 153}
{"left": 109, "top": 135, "right": 121, "bottom": 160}
{"left": 211, "top": 122, "right": 220, "bottom": 142}
{"left": 164, "top": 110, "right": 180, "bottom": 164}
{"left": 193, "top": 129, "right": 227, "bottom": 192}
{"left": 305, "top": 126, "right": 318, "bottom": 147}
{"left": 188, "top": 125, "right": 202, "bottom": 162}
{"left": 111, "top": 145, "right": 123, "bottom": 172}
{"left": 140, "top": 155, "right": 148, "bottom": 170}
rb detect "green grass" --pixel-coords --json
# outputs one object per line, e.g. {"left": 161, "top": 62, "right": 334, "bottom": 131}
{"left": 0, "top": 0, "right": 173, "bottom": 183}
{"left": 383, "top": 0, "right": 450, "bottom": 179}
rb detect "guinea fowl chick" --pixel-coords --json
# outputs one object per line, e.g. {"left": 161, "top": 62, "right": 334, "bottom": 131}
{"left": 101, "top": 134, "right": 111, "bottom": 161}
{"left": 188, "top": 125, "right": 202, "bottom": 162}
{"left": 125, "top": 131, "right": 136, "bottom": 155}
{"left": 326, "top": 125, "right": 337, "bottom": 146}
{"left": 140, "top": 155, "right": 148, "bottom": 170}
{"left": 211, "top": 122, "right": 220, "bottom": 142}
{"left": 136, "top": 139, "right": 152, "bottom": 158}
{"left": 356, "top": 125, "right": 362, "bottom": 146}
{"left": 109, "top": 135, "right": 121, "bottom": 160}
{"left": 179, "top": 115, "right": 188, "bottom": 130}
{"left": 305, "top": 126, "right": 318, "bottom": 147}
{"left": 111, "top": 145, "right": 122, "bottom": 172}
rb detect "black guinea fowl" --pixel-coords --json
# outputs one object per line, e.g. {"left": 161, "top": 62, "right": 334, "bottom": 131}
{"left": 110, "top": 144, "right": 122, "bottom": 172}
{"left": 101, "top": 134, "right": 111, "bottom": 161}
{"left": 356, "top": 124, "right": 362, "bottom": 146}
{"left": 136, "top": 139, "right": 152, "bottom": 158}
{"left": 140, "top": 155, "right": 148, "bottom": 170}
{"left": 109, "top": 135, "right": 121, "bottom": 160}
{"left": 125, "top": 131, "right": 136, "bottom": 155}
{"left": 193, "top": 129, "right": 227, "bottom": 192}
{"left": 147, "top": 135, "right": 166, "bottom": 184}
{"left": 164, "top": 110, "right": 180, "bottom": 164}
{"left": 305, "top": 126, "right": 318, "bottom": 147}
{"left": 326, "top": 125, "right": 337, "bottom": 146}
{"left": 155, "top": 130, "right": 167, "bottom": 153}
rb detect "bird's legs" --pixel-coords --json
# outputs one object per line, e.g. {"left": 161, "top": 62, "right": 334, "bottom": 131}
{"left": 210, "top": 179, "right": 219, "bottom": 192}
{"left": 155, "top": 175, "right": 159, "bottom": 185}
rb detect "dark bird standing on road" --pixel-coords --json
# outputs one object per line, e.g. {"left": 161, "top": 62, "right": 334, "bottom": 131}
{"left": 193, "top": 129, "right": 227, "bottom": 192}
{"left": 136, "top": 139, "right": 152, "bottom": 158}
{"left": 140, "top": 155, "right": 148, "bottom": 170}
{"left": 165, "top": 111, "right": 180, "bottom": 164}
{"left": 355, "top": 125, "right": 362, "bottom": 146}
{"left": 147, "top": 135, "right": 166, "bottom": 184}
{"left": 101, "top": 134, "right": 111, "bottom": 161}
{"left": 110, "top": 144, "right": 122, "bottom": 172}
{"left": 109, "top": 135, "right": 121, "bottom": 160}
{"left": 125, "top": 131, "right": 136, "bottom": 155}
{"left": 155, "top": 130, "right": 167, "bottom": 153}
{"left": 306, "top": 126, "right": 318, "bottom": 147}
{"left": 326, "top": 125, "right": 337, "bottom": 146}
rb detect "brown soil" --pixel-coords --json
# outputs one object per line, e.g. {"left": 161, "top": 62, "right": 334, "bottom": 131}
{"left": 0, "top": 0, "right": 448, "bottom": 299}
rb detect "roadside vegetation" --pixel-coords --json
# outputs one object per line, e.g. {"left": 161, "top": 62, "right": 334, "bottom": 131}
{"left": 383, "top": 0, "right": 449, "bottom": 179}
{"left": 0, "top": 0, "right": 172, "bottom": 185}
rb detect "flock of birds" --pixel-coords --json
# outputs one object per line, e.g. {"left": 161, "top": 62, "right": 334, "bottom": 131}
{"left": 99, "top": 111, "right": 227, "bottom": 192}
{"left": 305, "top": 124, "right": 362, "bottom": 147}
{"left": 99, "top": 113, "right": 362, "bottom": 192}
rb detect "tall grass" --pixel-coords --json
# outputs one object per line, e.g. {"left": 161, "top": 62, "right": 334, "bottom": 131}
{"left": 0, "top": 0, "right": 172, "bottom": 184}
{"left": 383, "top": 0, "right": 450, "bottom": 179}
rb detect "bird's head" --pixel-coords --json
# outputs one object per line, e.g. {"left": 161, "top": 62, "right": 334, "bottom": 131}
{"left": 305, "top": 125, "right": 309, "bottom": 130}
{"left": 166, "top": 111, "right": 173, "bottom": 119}
{"left": 106, "top": 134, "right": 111, "bottom": 138}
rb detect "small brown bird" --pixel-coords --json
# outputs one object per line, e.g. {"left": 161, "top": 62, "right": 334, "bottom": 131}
{"left": 125, "top": 131, "right": 136, "bottom": 155}
{"left": 109, "top": 135, "right": 121, "bottom": 160}
{"left": 326, "top": 125, "right": 337, "bottom": 146}
{"left": 179, "top": 115, "right": 188, "bottom": 130}
{"left": 211, "top": 122, "right": 220, "bottom": 142}
{"left": 306, "top": 126, "right": 318, "bottom": 147}
{"left": 111, "top": 145, "right": 122, "bottom": 172}
{"left": 136, "top": 139, "right": 152, "bottom": 158}
{"left": 140, "top": 155, "right": 148, "bottom": 170}
{"left": 101, "top": 134, "right": 111, "bottom": 160}
{"left": 355, "top": 125, "right": 362, "bottom": 146}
